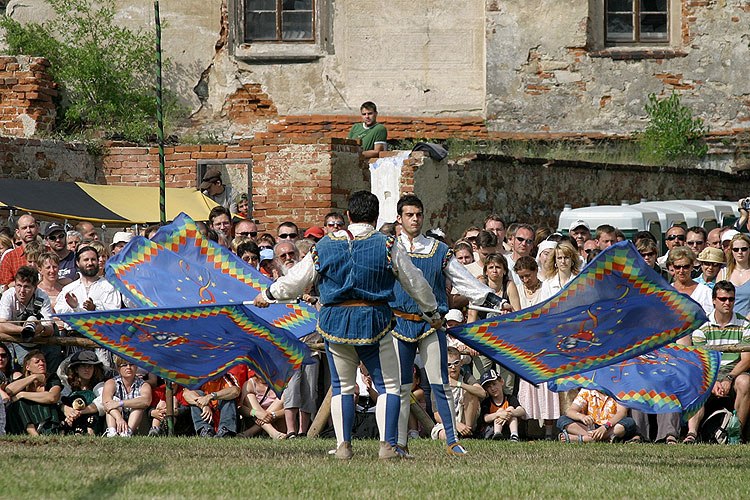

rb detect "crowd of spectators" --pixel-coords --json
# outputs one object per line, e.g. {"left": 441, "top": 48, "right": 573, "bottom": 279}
{"left": 0, "top": 195, "right": 749, "bottom": 445}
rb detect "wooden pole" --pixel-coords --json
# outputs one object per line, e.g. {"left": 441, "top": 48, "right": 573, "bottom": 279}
{"left": 409, "top": 393, "right": 435, "bottom": 434}
{"left": 703, "top": 343, "right": 750, "bottom": 353}
{"left": 307, "top": 385, "right": 332, "bottom": 439}
{"left": 0, "top": 333, "right": 99, "bottom": 348}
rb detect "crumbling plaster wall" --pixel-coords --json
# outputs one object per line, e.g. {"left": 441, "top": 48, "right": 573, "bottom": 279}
{"left": 486, "top": 0, "right": 750, "bottom": 134}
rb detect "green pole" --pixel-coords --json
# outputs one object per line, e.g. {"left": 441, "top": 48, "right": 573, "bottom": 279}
{"left": 154, "top": 0, "right": 174, "bottom": 437}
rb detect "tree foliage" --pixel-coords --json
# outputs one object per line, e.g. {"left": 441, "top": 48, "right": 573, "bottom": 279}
{"left": 638, "top": 92, "right": 709, "bottom": 163}
{"left": 1, "top": 0, "right": 183, "bottom": 142}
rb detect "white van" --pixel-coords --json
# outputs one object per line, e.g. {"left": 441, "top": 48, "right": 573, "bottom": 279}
{"left": 558, "top": 203, "right": 662, "bottom": 241}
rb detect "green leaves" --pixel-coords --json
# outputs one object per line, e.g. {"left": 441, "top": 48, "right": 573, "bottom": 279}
{"left": 638, "top": 92, "right": 709, "bottom": 163}
{"left": 0, "top": 0, "right": 185, "bottom": 143}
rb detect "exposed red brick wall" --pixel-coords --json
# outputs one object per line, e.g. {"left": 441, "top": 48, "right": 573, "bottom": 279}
{"left": 221, "top": 84, "right": 278, "bottom": 124}
{"left": 267, "top": 115, "right": 489, "bottom": 140}
{"left": 0, "top": 56, "right": 56, "bottom": 137}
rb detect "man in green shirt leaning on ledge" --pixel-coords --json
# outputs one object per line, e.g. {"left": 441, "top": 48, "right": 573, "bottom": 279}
{"left": 347, "top": 101, "right": 387, "bottom": 158}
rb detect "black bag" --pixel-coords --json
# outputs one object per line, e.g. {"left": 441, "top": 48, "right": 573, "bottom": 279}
{"left": 700, "top": 408, "right": 732, "bottom": 444}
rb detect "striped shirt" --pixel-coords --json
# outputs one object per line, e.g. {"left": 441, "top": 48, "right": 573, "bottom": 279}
{"left": 692, "top": 311, "right": 750, "bottom": 367}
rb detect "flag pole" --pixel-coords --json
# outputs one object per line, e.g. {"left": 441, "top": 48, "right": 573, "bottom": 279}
{"left": 154, "top": 0, "right": 174, "bottom": 436}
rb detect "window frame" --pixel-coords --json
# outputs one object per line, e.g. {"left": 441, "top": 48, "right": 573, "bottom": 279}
{"left": 244, "top": 0, "right": 316, "bottom": 44}
{"left": 230, "top": 0, "right": 332, "bottom": 62}
{"left": 604, "top": 0, "right": 670, "bottom": 45}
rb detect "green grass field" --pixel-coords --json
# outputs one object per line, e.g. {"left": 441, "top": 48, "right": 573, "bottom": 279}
{"left": 3, "top": 436, "right": 749, "bottom": 499}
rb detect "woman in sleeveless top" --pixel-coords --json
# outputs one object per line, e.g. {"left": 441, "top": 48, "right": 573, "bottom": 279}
{"left": 538, "top": 241, "right": 581, "bottom": 302}
{"left": 466, "top": 253, "right": 521, "bottom": 323}
{"left": 719, "top": 233, "right": 750, "bottom": 317}
{"left": 239, "top": 372, "right": 287, "bottom": 439}
{"left": 514, "top": 255, "right": 561, "bottom": 439}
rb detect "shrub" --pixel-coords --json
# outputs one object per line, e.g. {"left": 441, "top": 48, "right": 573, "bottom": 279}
{"left": 0, "top": 0, "right": 185, "bottom": 142}
{"left": 638, "top": 92, "right": 709, "bottom": 163}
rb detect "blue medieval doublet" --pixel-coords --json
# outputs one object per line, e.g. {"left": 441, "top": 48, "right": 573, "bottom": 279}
{"left": 312, "top": 231, "right": 396, "bottom": 345}
{"left": 390, "top": 239, "right": 452, "bottom": 342}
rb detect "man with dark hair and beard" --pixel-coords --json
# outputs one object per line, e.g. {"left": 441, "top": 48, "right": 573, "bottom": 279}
{"left": 55, "top": 246, "right": 123, "bottom": 315}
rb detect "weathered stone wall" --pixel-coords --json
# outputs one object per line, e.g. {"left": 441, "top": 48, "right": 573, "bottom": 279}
{"left": 409, "top": 154, "right": 750, "bottom": 240}
{"left": 0, "top": 136, "right": 94, "bottom": 181}
{"left": 486, "top": 0, "right": 750, "bottom": 135}
{"left": 0, "top": 56, "right": 56, "bottom": 137}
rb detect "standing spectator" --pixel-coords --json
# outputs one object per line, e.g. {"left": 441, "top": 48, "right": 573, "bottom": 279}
{"left": 461, "top": 226, "right": 481, "bottom": 252}
{"left": 477, "top": 369, "right": 525, "bottom": 441}
{"left": 484, "top": 214, "right": 508, "bottom": 253}
{"left": 66, "top": 230, "right": 82, "bottom": 252}
{"left": 234, "top": 192, "right": 249, "bottom": 219}
{"left": 718, "top": 233, "right": 750, "bottom": 318}
{"left": 667, "top": 247, "right": 713, "bottom": 315}
{"left": 0, "top": 266, "right": 59, "bottom": 372}
{"left": 347, "top": 101, "right": 387, "bottom": 158}
{"left": 696, "top": 247, "right": 725, "bottom": 290}
{"left": 453, "top": 241, "right": 474, "bottom": 266}
{"left": 324, "top": 212, "right": 346, "bottom": 235}
{"left": 180, "top": 365, "right": 246, "bottom": 438}
{"left": 657, "top": 226, "right": 687, "bottom": 269}
{"left": 682, "top": 281, "right": 750, "bottom": 443}
{"left": 535, "top": 240, "right": 557, "bottom": 281}
{"left": 507, "top": 224, "right": 535, "bottom": 285}
{"left": 557, "top": 388, "right": 637, "bottom": 443}
{"left": 0, "top": 214, "right": 39, "bottom": 286}
{"left": 569, "top": 220, "right": 591, "bottom": 259}
{"left": 36, "top": 252, "right": 64, "bottom": 307}
{"left": 539, "top": 241, "right": 580, "bottom": 301}
{"left": 5, "top": 350, "right": 62, "bottom": 435}
{"left": 594, "top": 224, "right": 617, "bottom": 250}
{"left": 209, "top": 206, "right": 233, "bottom": 247}
{"left": 75, "top": 221, "right": 100, "bottom": 241}
{"left": 464, "top": 230, "right": 498, "bottom": 278}
{"left": 110, "top": 231, "right": 134, "bottom": 256}
{"left": 636, "top": 238, "right": 670, "bottom": 282}
{"left": 236, "top": 240, "right": 261, "bottom": 269}
{"left": 277, "top": 222, "right": 300, "bottom": 243}
{"left": 233, "top": 219, "right": 258, "bottom": 242}
{"left": 44, "top": 223, "right": 76, "bottom": 283}
{"left": 707, "top": 228, "right": 723, "bottom": 250}
{"left": 101, "top": 356, "right": 152, "bottom": 437}
{"left": 200, "top": 168, "right": 236, "bottom": 212}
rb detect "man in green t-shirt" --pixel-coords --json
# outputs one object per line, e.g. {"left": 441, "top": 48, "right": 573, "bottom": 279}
{"left": 347, "top": 101, "right": 387, "bottom": 158}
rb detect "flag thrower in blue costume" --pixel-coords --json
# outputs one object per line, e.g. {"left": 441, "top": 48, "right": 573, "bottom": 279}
{"left": 448, "top": 241, "right": 709, "bottom": 384}
{"left": 56, "top": 213, "right": 316, "bottom": 395}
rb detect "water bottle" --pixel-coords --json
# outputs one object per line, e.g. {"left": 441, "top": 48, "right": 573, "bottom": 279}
{"left": 727, "top": 410, "right": 741, "bottom": 444}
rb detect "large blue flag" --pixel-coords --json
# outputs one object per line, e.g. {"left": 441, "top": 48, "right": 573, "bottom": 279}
{"left": 57, "top": 213, "right": 317, "bottom": 392}
{"left": 548, "top": 344, "right": 720, "bottom": 420}
{"left": 448, "top": 241, "right": 708, "bottom": 384}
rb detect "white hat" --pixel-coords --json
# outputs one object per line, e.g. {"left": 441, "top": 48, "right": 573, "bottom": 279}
{"left": 569, "top": 219, "right": 590, "bottom": 233}
{"left": 536, "top": 240, "right": 557, "bottom": 259}
{"left": 721, "top": 229, "right": 740, "bottom": 243}
{"left": 444, "top": 309, "right": 464, "bottom": 323}
{"left": 110, "top": 231, "right": 134, "bottom": 248}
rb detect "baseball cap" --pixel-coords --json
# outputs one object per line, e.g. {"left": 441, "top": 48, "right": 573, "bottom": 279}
{"left": 44, "top": 223, "right": 65, "bottom": 238}
{"left": 304, "top": 227, "right": 325, "bottom": 240}
{"left": 199, "top": 168, "right": 222, "bottom": 190}
{"left": 569, "top": 220, "right": 590, "bottom": 233}
{"left": 110, "top": 231, "right": 134, "bottom": 248}
{"left": 721, "top": 229, "right": 740, "bottom": 244}
{"left": 444, "top": 309, "right": 464, "bottom": 323}
{"left": 479, "top": 369, "right": 501, "bottom": 387}
{"left": 698, "top": 247, "right": 725, "bottom": 264}
{"left": 259, "top": 249, "right": 274, "bottom": 262}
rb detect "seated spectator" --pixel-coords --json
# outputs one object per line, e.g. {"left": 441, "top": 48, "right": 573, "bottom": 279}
{"left": 238, "top": 371, "right": 286, "bottom": 439}
{"left": 0, "top": 342, "right": 20, "bottom": 381}
{"left": 431, "top": 347, "right": 485, "bottom": 442}
{"left": 667, "top": 247, "right": 713, "bottom": 315}
{"left": 36, "top": 252, "right": 64, "bottom": 307}
{"left": 101, "top": 356, "right": 152, "bottom": 437}
{"left": 57, "top": 350, "right": 107, "bottom": 435}
{"left": 5, "top": 350, "right": 62, "bottom": 435}
{"left": 477, "top": 369, "right": 525, "bottom": 441}
{"left": 696, "top": 247, "right": 725, "bottom": 290}
{"left": 407, "top": 366, "right": 427, "bottom": 440}
{"left": 683, "top": 280, "right": 750, "bottom": 443}
{"left": 0, "top": 370, "right": 7, "bottom": 435}
{"left": 180, "top": 365, "right": 246, "bottom": 438}
{"left": 557, "top": 388, "right": 637, "bottom": 443}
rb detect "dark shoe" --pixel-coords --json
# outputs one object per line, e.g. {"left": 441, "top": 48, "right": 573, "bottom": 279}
{"left": 682, "top": 432, "right": 697, "bottom": 444}
{"left": 148, "top": 426, "right": 161, "bottom": 437}
{"left": 215, "top": 426, "right": 236, "bottom": 438}
{"left": 198, "top": 427, "right": 215, "bottom": 438}
{"left": 333, "top": 442, "right": 353, "bottom": 460}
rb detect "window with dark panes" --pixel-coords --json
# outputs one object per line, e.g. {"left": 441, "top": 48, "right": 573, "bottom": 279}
{"left": 606, "top": 0, "right": 668, "bottom": 43}
{"left": 245, "top": 0, "right": 314, "bottom": 42}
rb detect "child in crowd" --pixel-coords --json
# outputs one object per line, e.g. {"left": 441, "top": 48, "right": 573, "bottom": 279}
{"left": 557, "top": 388, "right": 637, "bottom": 443}
{"left": 477, "top": 369, "right": 526, "bottom": 441}
{"left": 431, "top": 347, "right": 486, "bottom": 441}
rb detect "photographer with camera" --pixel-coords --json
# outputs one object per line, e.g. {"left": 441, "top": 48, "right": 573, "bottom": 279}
{"left": 0, "top": 266, "right": 59, "bottom": 374}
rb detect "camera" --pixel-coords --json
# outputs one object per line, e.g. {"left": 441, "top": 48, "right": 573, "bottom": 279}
{"left": 21, "top": 315, "right": 38, "bottom": 342}
{"left": 743, "top": 198, "right": 750, "bottom": 211}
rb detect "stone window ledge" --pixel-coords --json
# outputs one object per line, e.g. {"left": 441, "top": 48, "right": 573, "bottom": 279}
{"left": 589, "top": 48, "right": 687, "bottom": 60}
{"left": 234, "top": 43, "right": 325, "bottom": 62}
